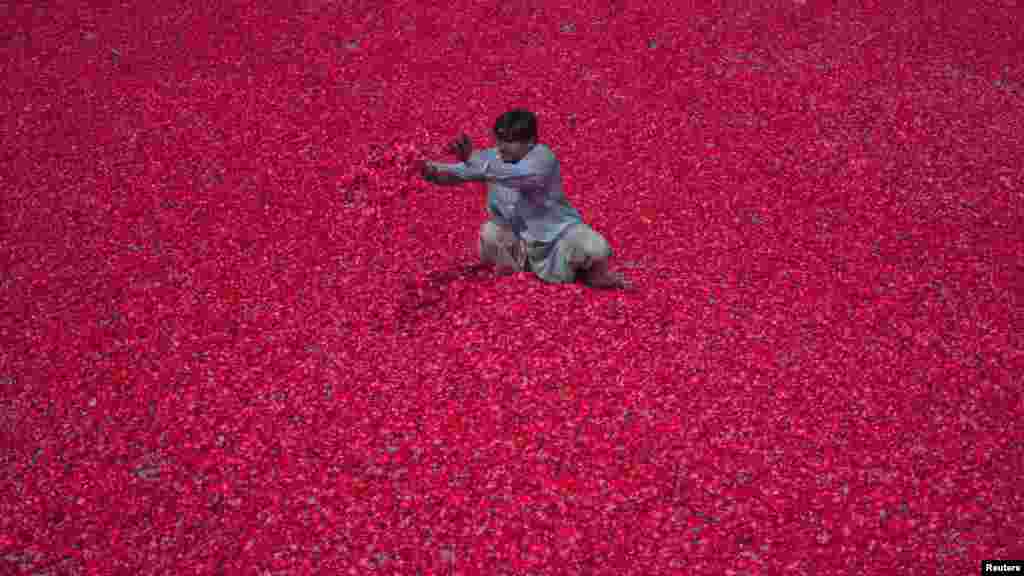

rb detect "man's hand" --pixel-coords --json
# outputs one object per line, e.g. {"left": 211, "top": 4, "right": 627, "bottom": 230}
{"left": 446, "top": 134, "right": 473, "bottom": 163}
{"left": 420, "top": 161, "right": 460, "bottom": 186}
{"left": 421, "top": 160, "right": 440, "bottom": 183}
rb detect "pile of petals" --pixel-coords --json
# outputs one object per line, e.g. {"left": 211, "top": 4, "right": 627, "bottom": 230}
{"left": 1, "top": 0, "right": 1021, "bottom": 574}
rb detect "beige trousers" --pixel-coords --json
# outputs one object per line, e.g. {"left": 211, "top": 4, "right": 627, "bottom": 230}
{"left": 479, "top": 221, "right": 612, "bottom": 283}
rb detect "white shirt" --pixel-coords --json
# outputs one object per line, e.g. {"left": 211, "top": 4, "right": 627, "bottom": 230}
{"left": 433, "top": 144, "right": 583, "bottom": 243}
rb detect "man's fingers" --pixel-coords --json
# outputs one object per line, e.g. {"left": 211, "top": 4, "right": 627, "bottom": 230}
{"left": 442, "top": 134, "right": 472, "bottom": 162}
{"left": 420, "top": 162, "right": 435, "bottom": 182}
{"left": 459, "top": 138, "right": 472, "bottom": 161}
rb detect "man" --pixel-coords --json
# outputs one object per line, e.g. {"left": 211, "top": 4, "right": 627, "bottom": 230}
{"left": 421, "top": 109, "right": 628, "bottom": 289}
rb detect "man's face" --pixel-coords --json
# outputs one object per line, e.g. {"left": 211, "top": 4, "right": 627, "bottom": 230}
{"left": 496, "top": 137, "right": 535, "bottom": 164}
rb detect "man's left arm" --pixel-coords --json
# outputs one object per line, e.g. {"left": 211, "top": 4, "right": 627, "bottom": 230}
{"left": 423, "top": 166, "right": 469, "bottom": 186}
{"left": 430, "top": 153, "right": 552, "bottom": 190}
{"left": 427, "top": 156, "right": 490, "bottom": 183}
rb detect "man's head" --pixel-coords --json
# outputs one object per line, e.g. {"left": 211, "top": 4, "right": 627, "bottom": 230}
{"left": 493, "top": 108, "right": 537, "bottom": 163}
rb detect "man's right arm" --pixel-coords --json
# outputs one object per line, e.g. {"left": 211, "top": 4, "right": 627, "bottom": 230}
{"left": 427, "top": 151, "right": 491, "bottom": 187}
{"left": 429, "top": 171, "right": 465, "bottom": 186}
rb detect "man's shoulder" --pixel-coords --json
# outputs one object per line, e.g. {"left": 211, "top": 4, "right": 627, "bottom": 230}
{"left": 472, "top": 148, "right": 499, "bottom": 163}
{"left": 533, "top": 143, "right": 554, "bottom": 156}
{"left": 529, "top": 143, "right": 557, "bottom": 164}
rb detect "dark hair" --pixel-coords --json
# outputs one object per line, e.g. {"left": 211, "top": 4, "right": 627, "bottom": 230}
{"left": 493, "top": 109, "right": 538, "bottom": 142}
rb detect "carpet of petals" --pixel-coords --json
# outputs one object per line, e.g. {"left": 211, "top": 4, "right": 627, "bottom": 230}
{"left": 2, "top": 1, "right": 1022, "bottom": 574}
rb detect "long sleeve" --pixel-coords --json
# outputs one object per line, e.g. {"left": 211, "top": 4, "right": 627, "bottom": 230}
{"left": 435, "top": 144, "right": 581, "bottom": 244}
{"left": 431, "top": 158, "right": 489, "bottom": 182}
{"left": 478, "top": 155, "right": 553, "bottom": 191}
{"left": 432, "top": 150, "right": 553, "bottom": 191}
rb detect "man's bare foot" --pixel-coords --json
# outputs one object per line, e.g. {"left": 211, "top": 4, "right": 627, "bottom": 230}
{"left": 589, "top": 272, "right": 631, "bottom": 289}
{"left": 583, "top": 263, "right": 631, "bottom": 289}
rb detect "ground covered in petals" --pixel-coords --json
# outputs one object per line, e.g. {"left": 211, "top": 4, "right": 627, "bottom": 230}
{"left": 2, "top": 1, "right": 1022, "bottom": 574}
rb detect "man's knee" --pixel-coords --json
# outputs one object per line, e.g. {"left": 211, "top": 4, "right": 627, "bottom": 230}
{"left": 480, "top": 221, "right": 497, "bottom": 261}
{"left": 586, "top": 232, "right": 612, "bottom": 261}
{"left": 480, "top": 221, "right": 520, "bottom": 267}
{"left": 568, "top": 225, "right": 611, "bottom": 263}
{"left": 480, "top": 220, "right": 498, "bottom": 245}
{"left": 481, "top": 220, "right": 519, "bottom": 246}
